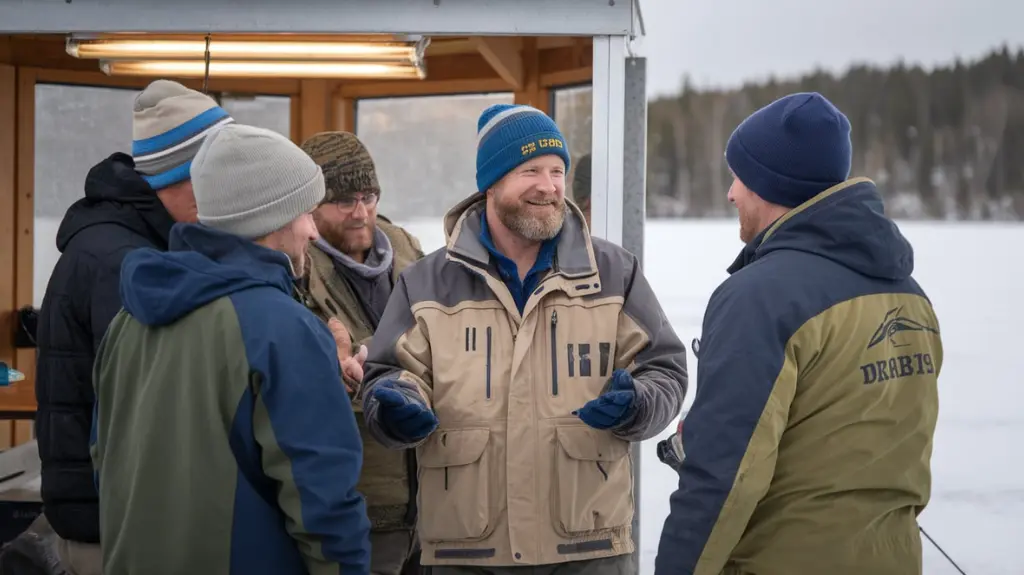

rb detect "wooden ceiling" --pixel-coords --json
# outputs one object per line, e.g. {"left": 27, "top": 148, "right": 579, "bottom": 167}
{"left": 0, "top": 34, "right": 594, "bottom": 98}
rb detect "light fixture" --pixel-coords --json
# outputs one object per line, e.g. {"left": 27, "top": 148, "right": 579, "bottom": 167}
{"left": 67, "top": 37, "right": 427, "bottom": 63}
{"left": 99, "top": 59, "right": 427, "bottom": 80}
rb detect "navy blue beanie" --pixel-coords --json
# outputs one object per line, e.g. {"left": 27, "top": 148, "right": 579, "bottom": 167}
{"left": 476, "top": 104, "right": 571, "bottom": 193}
{"left": 725, "top": 92, "right": 852, "bottom": 208}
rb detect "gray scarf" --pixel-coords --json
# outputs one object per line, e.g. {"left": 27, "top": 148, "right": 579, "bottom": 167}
{"left": 314, "top": 226, "right": 393, "bottom": 279}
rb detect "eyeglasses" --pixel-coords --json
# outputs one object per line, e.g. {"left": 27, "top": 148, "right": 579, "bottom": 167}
{"left": 330, "top": 192, "right": 379, "bottom": 213}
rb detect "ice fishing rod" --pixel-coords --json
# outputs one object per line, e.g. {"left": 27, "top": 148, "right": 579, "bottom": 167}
{"left": 920, "top": 526, "right": 966, "bottom": 575}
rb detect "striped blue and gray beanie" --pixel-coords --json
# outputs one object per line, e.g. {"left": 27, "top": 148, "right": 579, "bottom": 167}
{"left": 476, "top": 104, "right": 571, "bottom": 193}
{"left": 131, "top": 80, "right": 234, "bottom": 190}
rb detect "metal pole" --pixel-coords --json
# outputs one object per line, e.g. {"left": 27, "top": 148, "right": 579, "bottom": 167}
{"left": 592, "top": 34, "right": 638, "bottom": 572}
{"left": 622, "top": 55, "right": 647, "bottom": 574}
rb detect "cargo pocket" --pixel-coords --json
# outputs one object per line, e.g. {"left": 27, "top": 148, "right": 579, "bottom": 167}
{"left": 552, "top": 426, "right": 633, "bottom": 537}
{"left": 416, "top": 428, "right": 493, "bottom": 543}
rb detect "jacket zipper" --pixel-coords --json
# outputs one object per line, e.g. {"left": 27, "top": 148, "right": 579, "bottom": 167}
{"left": 550, "top": 310, "right": 559, "bottom": 396}
{"left": 485, "top": 326, "right": 492, "bottom": 400}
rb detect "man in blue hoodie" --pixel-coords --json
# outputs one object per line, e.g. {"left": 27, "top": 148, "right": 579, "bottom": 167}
{"left": 654, "top": 93, "right": 942, "bottom": 575}
{"left": 90, "top": 123, "right": 371, "bottom": 575}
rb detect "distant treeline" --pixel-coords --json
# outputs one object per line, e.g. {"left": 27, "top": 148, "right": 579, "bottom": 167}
{"left": 646, "top": 45, "right": 1024, "bottom": 220}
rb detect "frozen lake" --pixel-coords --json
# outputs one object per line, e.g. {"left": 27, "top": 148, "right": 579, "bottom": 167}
{"left": 34, "top": 217, "right": 1023, "bottom": 574}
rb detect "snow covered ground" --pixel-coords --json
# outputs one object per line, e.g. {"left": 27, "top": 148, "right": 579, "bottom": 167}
{"left": 32, "top": 217, "right": 1022, "bottom": 573}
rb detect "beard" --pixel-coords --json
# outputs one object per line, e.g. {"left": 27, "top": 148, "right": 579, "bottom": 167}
{"left": 738, "top": 206, "right": 760, "bottom": 244}
{"left": 315, "top": 213, "right": 375, "bottom": 256}
{"left": 494, "top": 194, "right": 566, "bottom": 242}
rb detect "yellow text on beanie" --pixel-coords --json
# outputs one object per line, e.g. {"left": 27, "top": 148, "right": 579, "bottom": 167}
{"left": 190, "top": 124, "right": 326, "bottom": 240}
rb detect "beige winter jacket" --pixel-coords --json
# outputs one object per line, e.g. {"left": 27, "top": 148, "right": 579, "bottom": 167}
{"left": 362, "top": 194, "right": 688, "bottom": 567}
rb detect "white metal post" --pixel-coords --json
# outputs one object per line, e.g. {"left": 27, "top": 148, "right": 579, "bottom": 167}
{"left": 591, "top": 34, "right": 639, "bottom": 571}
{"left": 589, "top": 35, "right": 627, "bottom": 246}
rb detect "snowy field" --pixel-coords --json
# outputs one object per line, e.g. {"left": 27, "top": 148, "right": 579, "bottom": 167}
{"left": 33, "top": 217, "right": 1023, "bottom": 574}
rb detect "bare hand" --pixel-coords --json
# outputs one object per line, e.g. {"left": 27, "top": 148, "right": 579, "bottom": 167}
{"left": 328, "top": 318, "right": 366, "bottom": 391}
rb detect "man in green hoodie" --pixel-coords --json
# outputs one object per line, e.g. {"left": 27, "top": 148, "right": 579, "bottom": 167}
{"left": 91, "top": 123, "right": 371, "bottom": 575}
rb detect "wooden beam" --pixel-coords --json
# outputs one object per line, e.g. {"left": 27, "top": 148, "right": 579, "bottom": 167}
{"left": 12, "top": 67, "right": 37, "bottom": 418}
{"left": 539, "top": 43, "right": 593, "bottom": 88}
{"left": 0, "top": 36, "right": 12, "bottom": 65}
{"left": 0, "top": 64, "right": 18, "bottom": 427}
{"left": 290, "top": 96, "right": 302, "bottom": 144}
{"left": 541, "top": 67, "right": 592, "bottom": 88}
{"left": 333, "top": 95, "right": 356, "bottom": 133}
{"left": 536, "top": 36, "right": 585, "bottom": 50}
{"left": 514, "top": 38, "right": 549, "bottom": 114}
{"left": 472, "top": 37, "right": 524, "bottom": 91}
{"left": 0, "top": 66, "right": 38, "bottom": 422}
{"left": 423, "top": 53, "right": 502, "bottom": 82}
{"left": 297, "top": 79, "right": 333, "bottom": 144}
{"left": 424, "top": 37, "right": 477, "bottom": 57}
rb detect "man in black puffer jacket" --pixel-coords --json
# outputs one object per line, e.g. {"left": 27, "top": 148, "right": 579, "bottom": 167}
{"left": 34, "top": 79, "right": 233, "bottom": 575}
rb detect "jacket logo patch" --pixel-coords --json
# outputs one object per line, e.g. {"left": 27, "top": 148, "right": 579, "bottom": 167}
{"left": 861, "top": 307, "right": 939, "bottom": 385}
{"left": 866, "top": 306, "right": 939, "bottom": 350}
{"left": 565, "top": 342, "right": 611, "bottom": 378}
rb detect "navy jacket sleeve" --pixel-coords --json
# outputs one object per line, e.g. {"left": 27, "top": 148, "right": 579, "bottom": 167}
{"left": 654, "top": 273, "right": 800, "bottom": 575}
{"left": 240, "top": 295, "right": 372, "bottom": 574}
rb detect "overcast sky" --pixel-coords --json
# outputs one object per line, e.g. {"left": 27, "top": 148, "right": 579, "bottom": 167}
{"left": 636, "top": 0, "right": 1024, "bottom": 97}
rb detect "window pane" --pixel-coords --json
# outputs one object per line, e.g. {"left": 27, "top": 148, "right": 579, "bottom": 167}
{"left": 355, "top": 93, "right": 514, "bottom": 220}
{"left": 220, "top": 94, "right": 291, "bottom": 138}
{"left": 553, "top": 86, "right": 593, "bottom": 211}
{"left": 34, "top": 84, "right": 137, "bottom": 307}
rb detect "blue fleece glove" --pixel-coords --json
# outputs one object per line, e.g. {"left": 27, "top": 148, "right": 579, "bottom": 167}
{"left": 372, "top": 381, "right": 438, "bottom": 443}
{"left": 574, "top": 369, "right": 637, "bottom": 429}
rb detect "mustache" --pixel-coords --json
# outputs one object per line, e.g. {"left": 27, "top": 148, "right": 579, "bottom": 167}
{"left": 523, "top": 197, "right": 562, "bottom": 205}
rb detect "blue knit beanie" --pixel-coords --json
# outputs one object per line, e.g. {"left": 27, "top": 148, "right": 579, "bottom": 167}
{"left": 725, "top": 92, "right": 852, "bottom": 208}
{"left": 476, "top": 104, "right": 571, "bottom": 193}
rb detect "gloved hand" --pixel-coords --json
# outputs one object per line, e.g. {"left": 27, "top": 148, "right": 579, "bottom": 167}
{"left": 656, "top": 418, "right": 686, "bottom": 471}
{"left": 372, "top": 381, "right": 438, "bottom": 442}
{"left": 574, "top": 369, "right": 637, "bottom": 429}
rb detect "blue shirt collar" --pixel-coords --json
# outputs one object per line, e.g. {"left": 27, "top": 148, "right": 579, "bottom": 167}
{"left": 478, "top": 210, "right": 560, "bottom": 312}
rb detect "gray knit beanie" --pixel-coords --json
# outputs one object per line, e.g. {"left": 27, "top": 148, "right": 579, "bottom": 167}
{"left": 190, "top": 124, "right": 326, "bottom": 240}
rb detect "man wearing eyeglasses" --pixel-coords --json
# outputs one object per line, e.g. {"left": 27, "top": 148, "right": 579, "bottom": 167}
{"left": 298, "top": 131, "right": 426, "bottom": 575}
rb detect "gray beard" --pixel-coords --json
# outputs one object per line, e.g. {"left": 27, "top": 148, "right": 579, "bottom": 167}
{"left": 496, "top": 201, "right": 566, "bottom": 242}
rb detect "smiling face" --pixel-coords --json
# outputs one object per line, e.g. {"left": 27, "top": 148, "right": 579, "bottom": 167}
{"left": 487, "top": 155, "right": 567, "bottom": 242}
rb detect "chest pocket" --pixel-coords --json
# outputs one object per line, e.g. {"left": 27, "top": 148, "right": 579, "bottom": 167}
{"left": 540, "top": 301, "right": 621, "bottom": 418}
{"left": 429, "top": 306, "right": 512, "bottom": 423}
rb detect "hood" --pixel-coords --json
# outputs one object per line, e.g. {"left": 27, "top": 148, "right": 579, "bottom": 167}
{"left": 56, "top": 153, "right": 176, "bottom": 252}
{"left": 728, "top": 177, "right": 914, "bottom": 281}
{"left": 119, "top": 223, "right": 295, "bottom": 327}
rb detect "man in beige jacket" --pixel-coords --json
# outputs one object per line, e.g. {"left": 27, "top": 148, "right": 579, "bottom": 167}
{"left": 361, "top": 104, "right": 688, "bottom": 574}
